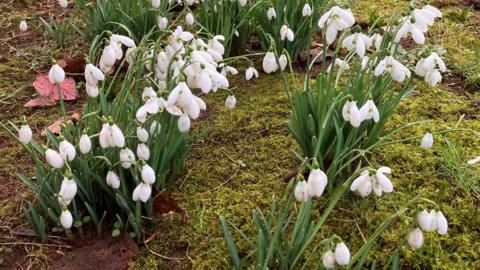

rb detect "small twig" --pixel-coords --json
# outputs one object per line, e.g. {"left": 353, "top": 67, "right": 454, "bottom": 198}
{"left": 144, "top": 238, "right": 185, "bottom": 261}
{"left": 0, "top": 241, "right": 71, "bottom": 248}
{"left": 354, "top": 219, "right": 367, "bottom": 243}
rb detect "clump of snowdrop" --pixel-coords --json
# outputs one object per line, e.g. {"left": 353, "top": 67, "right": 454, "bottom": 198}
{"left": 294, "top": 162, "right": 328, "bottom": 202}
{"left": 322, "top": 242, "right": 351, "bottom": 269}
{"left": 395, "top": 5, "right": 442, "bottom": 45}
{"left": 415, "top": 52, "right": 446, "bottom": 86}
{"left": 280, "top": 25, "right": 294, "bottom": 42}
{"left": 408, "top": 208, "right": 448, "bottom": 250}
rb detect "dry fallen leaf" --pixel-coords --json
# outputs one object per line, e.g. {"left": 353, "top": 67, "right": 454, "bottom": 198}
{"left": 58, "top": 55, "right": 86, "bottom": 73}
{"left": 41, "top": 112, "right": 82, "bottom": 136}
{"left": 24, "top": 97, "right": 56, "bottom": 108}
{"left": 153, "top": 191, "right": 185, "bottom": 215}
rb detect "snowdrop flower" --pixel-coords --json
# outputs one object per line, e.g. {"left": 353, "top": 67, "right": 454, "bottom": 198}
{"left": 327, "top": 58, "right": 350, "bottom": 73}
{"left": 19, "top": 21, "right": 28, "bottom": 32}
{"left": 361, "top": 56, "right": 369, "bottom": 70}
{"left": 59, "top": 140, "right": 76, "bottom": 162}
{"left": 186, "top": 13, "right": 195, "bottom": 26}
{"left": 408, "top": 228, "right": 424, "bottom": 250}
{"left": 48, "top": 64, "right": 65, "bottom": 84}
{"left": 137, "top": 126, "right": 149, "bottom": 143}
{"left": 238, "top": 0, "right": 247, "bottom": 7}
{"left": 99, "top": 123, "right": 113, "bottom": 148}
{"left": 318, "top": 6, "right": 355, "bottom": 44}
{"left": 152, "top": 0, "right": 160, "bottom": 8}
{"left": 110, "top": 124, "right": 125, "bottom": 148}
{"left": 351, "top": 167, "right": 393, "bottom": 197}
{"left": 221, "top": 65, "right": 239, "bottom": 76}
{"left": 106, "top": 171, "right": 120, "bottom": 189}
{"left": 395, "top": 18, "right": 425, "bottom": 45}
{"left": 60, "top": 209, "right": 73, "bottom": 229}
{"left": 371, "top": 33, "right": 382, "bottom": 50}
{"left": 435, "top": 210, "right": 448, "bottom": 235}
{"left": 322, "top": 250, "right": 336, "bottom": 269}
{"left": 467, "top": 156, "right": 480, "bottom": 165}
{"left": 45, "top": 149, "right": 64, "bottom": 169}
{"left": 132, "top": 183, "right": 152, "bottom": 203}
{"left": 86, "top": 84, "right": 99, "bottom": 98}
{"left": 417, "top": 210, "right": 435, "bottom": 232}
{"left": 294, "top": 180, "right": 309, "bottom": 202}
{"left": 18, "top": 124, "right": 32, "bottom": 144}
{"left": 374, "top": 56, "right": 411, "bottom": 83}
{"left": 58, "top": 0, "right": 68, "bottom": 8}
{"left": 307, "top": 167, "right": 328, "bottom": 198}
{"left": 150, "top": 120, "right": 161, "bottom": 136}
{"left": 142, "top": 87, "right": 157, "bottom": 101}
{"left": 267, "top": 7, "right": 276, "bottom": 20}
{"left": 280, "top": 25, "right": 294, "bottom": 42}
{"left": 279, "top": 54, "right": 288, "bottom": 71}
{"left": 141, "top": 164, "right": 156, "bottom": 184}
{"left": 263, "top": 52, "right": 278, "bottom": 74}
{"left": 120, "top": 148, "right": 136, "bottom": 169}
{"left": 415, "top": 53, "right": 446, "bottom": 86}
{"left": 178, "top": 113, "right": 191, "bottom": 133}
{"left": 359, "top": 100, "right": 380, "bottom": 123}
{"left": 137, "top": 143, "right": 150, "bottom": 161}
{"left": 110, "top": 34, "right": 136, "bottom": 49}
{"left": 59, "top": 176, "right": 77, "bottom": 204}
{"left": 302, "top": 4, "right": 312, "bottom": 17}
{"left": 420, "top": 132, "right": 433, "bottom": 149}
{"left": 99, "top": 45, "right": 116, "bottom": 73}
{"left": 342, "top": 101, "right": 363, "bottom": 128}
{"left": 225, "top": 95, "right": 236, "bottom": 109}
{"left": 334, "top": 242, "right": 350, "bottom": 266}
{"left": 157, "top": 16, "right": 169, "bottom": 30}
{"left": 84, "top": 64, "right": 105, "bottom": 86}
{"left": 342, "top": 33, "right": 372, "bottom": 58}
{"left": 245, "top": 67, "right": 259, "bottom": 81}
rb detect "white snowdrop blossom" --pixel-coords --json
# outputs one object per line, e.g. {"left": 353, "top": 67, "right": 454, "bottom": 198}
{"left": 374, "top": 56, "right": 411, "bottom": 83}
{"left": 178, "top": 113, "right": 191, "bottom": 133}
{"left": 322, "top": 250, "right": 336, "bottom": 269}
{"left": 225, "top": 95, "right": 236, "bottom": 109}
{"left": 327, "top": 58, "right": 350, "bottom": 73}
{"left": 60, "top": 209, "right": 73, "bottom": 229}
{"left": 99, "top": 45, "right": 117, "bottom": 73}
{"left": 141, "top": 164, "right": 156, "bottom": 184}
{"left": 267, "top": 7, "right": 276, "bottom": 20}
{"left": 48, "top": 64, "right": 65, "bottom": 84}
{"left": 279, "top": 54, "right": 288, "bottom": 71}
{"left": 350, "top": 167, "right": 393, "bottom": 198}
{"left": 157, "top": 16, "right": 169, "bottom": 30}
{"left": 359, "top": 100, "right": 380, "bottom": 123}
{"left": 186, "top": 13, "right": 195, "bottom": 26}
{"left": 342, "top": 32, "right": 372, "bottom": 58}
{"left": 106, "top": 171, "right": 120, "bottom": 189}
{"left": 395, "top": 18, "right": 425, "bottom": 45}
{"left": 307, "top": 168, "right": 328, "bottom": 197}
{"left": 467, "top": 156, "right": 480, "bottom": 165}
{"left": 137, "top": 143, "right": 150, "bottom": 161}
{"left": 99, "top": 123, "right": 125, "bottom": 148}
{"left": 420, "top": 132, "right": 433, "bottom": 149}
{"left": 263, "top": 52, "right": 278, "bottom": 74}
{"left": 415, "top": 52, "right": 446, "bottom": 86}
{"left": 137, "top": 127, "right": 149, "bottom": 143}
{"left": 294, "top": 180, "right": 309, "bottom": 202}
{"left": 59, "top": 140, "right": 76, "bottom": 162}
{"left": 85, "top": 64, "right": 105, "bottom": 86}
{"left": 18, "top": 124, "right": 32, "bottom": 144}
{"left": 407, "top": 228, "right": 424, "bottom": 250}
{"left": 245, "top": 67, "right": 259, "bottom": 81}
{"left": 318, "top": 6, "right": 355, "bottom": 44}
{"left": 280, "top": 25, "right": 294, "bottom": 42}
{"left": 371, "top": 33, "right": 383, "bottom": 50}
{"left": 342, "top": 101, "right": 363, "bottom": 128}
{"left": 59, "top": 176, "right": 77, "bottom": 205}
{"left": 302, "top": 4, "right": 312, "bottom": 17}
{"left": 132, "top": 183, "right": 152, "bottom": 203}
{"left": 435, "top": 210, "right": 448, "bottom": 235}
{"left": 334, "top": 242, "right": 351, "bottom": 266}
{"left": 417, "top": 210, "right": 435, "bottom": 232}
{"left": 119, "top": 148, "right": 136, "bottom": 169}
{"left": 45, "top": 149, "right": 64, "bottom": 169}
{"left": 19, "top": 21, "right": 28, "bottom": 32}
{"left": 58, "top": 0, "right": 68, "bottom": 8}
{"left": 238, "top": 0, "right": 247, "bottom": 7}
{"left": 152, "top": 0, "right": 160, "bottom": 8}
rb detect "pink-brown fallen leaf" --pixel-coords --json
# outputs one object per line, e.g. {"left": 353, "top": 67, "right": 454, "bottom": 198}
{"left": 33, "top": 74, "right": 78, "bottom": 101}
{"left": 41, "top": 112, "right": 82, "bottom": 136}
{"left": 24, "top": 97, "right": 56, "bottom": 108}
{"left": 153, "top": 191, "right": 185, "bottom": 215}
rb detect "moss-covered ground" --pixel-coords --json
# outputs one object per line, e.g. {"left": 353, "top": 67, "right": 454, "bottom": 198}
{"left": 1, "top": 0, "right": 479, "bottom": 269}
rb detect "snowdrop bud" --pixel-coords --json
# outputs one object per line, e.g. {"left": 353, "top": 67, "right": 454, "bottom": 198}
{"left": 334, "top": 242, "right": 350, "bottom": 266}
{"left": 245, "top": 67, "right": 259, "bottom": 81}
{"left": 79, "top": 134, "right": 92, "bottom": 154}
{"left": 137, "top": 143, "right": 150, "bottom": 161}
{"left": 120, "top": 148, "right": 136, "bottom": 169}
{"left": 322, "top": 250, "right": 336, "bottom": 269}
{"left": 45, "top": 149, "right": 64, "bottom": 169}
{"left": 110, "top": 124, "right": 125, "bottom": 148}
{"left": 18, "top": 124, "right": 32, "bottom": 144}
{"left": 178, "top": 113, "right": 191, "bottom": 133}
{"left": 307, "top": 168, "right": 328, "bottom": 198}
{"left": 60, "top": 209, "right": 73, "bottom": 229}
{"left": 86, "top": 83, "right": 99, "bottom": 98}
{"left": 407, "top": 228, "right": 424, "bottom": 250}
{"left": 48, "top": 64, "right": 65, "bottom": 84}
{"left": 59, "top": 176, "right": 77, "bottom": 204}
{"left": 421, "top": 132, "right": 433, "bottom": 149}
{"left": 106, "top": 171, "right": 120, "bottom": 189}
{"left": 19, "top": 21, "right": 28, "bottom": 32}
{"left": 225, "top": 95, "right": 236, "bottom": 109}
{"left": 58, "top": 0, "right": 68, "bottom": 8}
{"left": 141, "top": 164, "right": 156, "bottom": 184}
{"left": 279, "top": 54, "right": 288, "bottom": 71}
{"left": 59, "top": 140, "right": 76, "bottom": 161}
{"left": 152, "top": 0, "right": 160, "bottom": 8}
{"left": 132, "top": 183, "right": 152, "bottom": 203}
{"left": 186, "top": 13, "right": 195, "bottom": 26}
{"left": 238, "top": 0, "right": 247, "bottom": 7}
{"left": 435, "top": 211, "right": 448, "bottom": 235}
{"left": 136, "top": 127, "right": 149, "bottom": 143}
{"left": 157, "top": 16, "right": 169, "bottom": 30}
{"left": 417, "top": 210, "right": 435, "bottom": 232}
{"left": 150, "top": 120, "right": 161, "bottom": 136}
{"left": 263, "top": 52, "right": 278, "bottom": 74}
{"left": 302, "top": 4, "right": 312, "bottom": 17}
{"left": 267, "top": 7, "right": 276, "bottom": 20}
{"left": 294, "top": 180, "right": 309, "bottom": 202}
{"left": 467, "top": 156, "right": 480, "bottom": 165}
